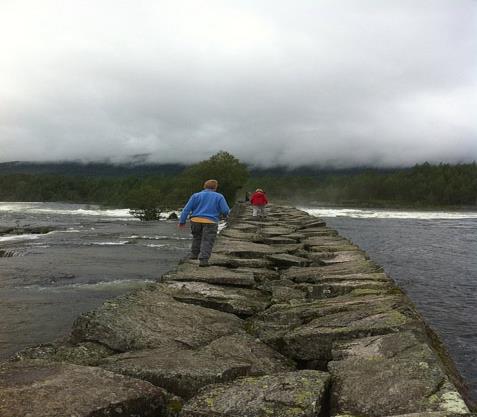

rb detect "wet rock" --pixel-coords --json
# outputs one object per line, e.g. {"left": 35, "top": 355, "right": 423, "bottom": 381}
{"left": 297, "top": 279, "right": 393, "bottom": 299}
{"left": 71, "top": 286, "right": 243, "bottom": 352}
{"left": 207, "top": 253, "right": 274, "bottom": 269}
{"left": 266, "top": 253, "right": 312, "bottom": 268}
{"left": 298, "top": 219, "right": 327, "bottom": 229}
{"left": 10, "top": 341, "right": 114, "bottom": 366}
{"left": 319, "top": 250, "right": 368, "bottom": 264}
{"left": 329, "top": 356, "right": 470, "bottom": 416}
{"left": 331, "top": 331, "right": 435, "bottom": 361}
{"left": 221, "top": 228, "right": 259, "bottom": 241}
{"left": 300, "top": 227, "right": 339, "bottom": 237}
{"left": 236, "top": 267, "right": 280, "bottom": 282}
{"left": 100, "top": 332, "right": 293, "bottom": 400}
{"left": 0, "top": 360, "right": 182, "bottom": 417}
{"left": 282, "top": 232, "right": 306, "bottom": 241}
{"left": 262, "top": 236, "right": 298, "bottom": 245}
{"left": 163, "top": 281, "right": 270, "bottom": 317}
{"left": 282, "top": 268, "right": 390, "bottom": 284}
{"left": 249, "top": 294, "right": 415, "bottom": 363}
{"left": 303, "top": 236, "right": 351, "bottom": 247}
{"left": 162, "top": 263, "right": 256, "bottom": 288}
{"left": 214, "top": 239, "right": 282, "bottom": 258}
{"left": 180, "top": 370, "right": 330, "bottom": 417}
{"left": 271, "top": 284, "right": 308, "bottom": 304}
{"left": 261, "top": 226, "right": 296, "bottom": 236}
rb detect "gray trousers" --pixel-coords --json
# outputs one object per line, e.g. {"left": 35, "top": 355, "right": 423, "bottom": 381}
{"left": 190, "top": 222, "right": 218, "bottom": 260}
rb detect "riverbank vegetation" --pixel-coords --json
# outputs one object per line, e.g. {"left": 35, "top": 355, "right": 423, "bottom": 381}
{"left": 0, "top": 159, "right": 475, "bottom": 212}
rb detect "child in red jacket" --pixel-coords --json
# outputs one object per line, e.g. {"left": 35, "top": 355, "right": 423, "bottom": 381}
{"left": 250, "top": 188, "right": 268, "bottom": 218}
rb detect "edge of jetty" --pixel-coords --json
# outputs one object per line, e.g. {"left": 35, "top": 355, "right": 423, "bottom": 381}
{"left": 1, "top": 203, "right": 475, "bottom": 417}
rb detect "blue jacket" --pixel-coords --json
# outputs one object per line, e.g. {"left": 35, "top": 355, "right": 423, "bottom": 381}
{"left": 179, "top": 189, "right": 230, "bottom": 224}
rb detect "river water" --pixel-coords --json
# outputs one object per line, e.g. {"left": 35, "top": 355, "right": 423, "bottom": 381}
{"left": 303, "top": 207, "right": 477, "bottom": 400}
{"left": 1, "top": 202, "right": 476, "bottom": 400}
{"left": 0, "top": 202, "right": 190, "bottom": 360}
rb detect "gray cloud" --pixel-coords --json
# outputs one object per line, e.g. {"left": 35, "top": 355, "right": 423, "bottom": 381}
{"left": 0, "top": 0, "right": 476, "bottom": 167}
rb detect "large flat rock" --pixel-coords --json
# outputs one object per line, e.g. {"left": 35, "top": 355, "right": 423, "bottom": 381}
{"left": 214, "top": 239, "right": 283, "bottom": 258}
{"left": 282, "top": 268, "right": 390, "bottom": 284}
{"left": 329, "top": 356, "right": 469, "bottom": 417}
{"left": 162, "top": 263, "right": 257, "bottom": 287}
{"left": 100, "top": 332, "right": 293, "bottom": 400}
{"left": 205, "top": 253, "right": 273, "bottom": 269}
{"left": 11, "top": 341, "right": 115, "bottom": 366}
{"left": 0, "top": 360, "right": 181, "bottom": 417}
{"left": 71, "top": 286, "right": 243, "bottom": 352}
{"left": 180, "top": 370, "right": 330, "bottom": 417}
{"left": 250, "top": 294, "right": 416, "bottom": 363}
{"left": 163, "top": 281, "right": 270, "bottom": 317}
{"left": 266, "top": 253, "right": 312, "bottom": 268}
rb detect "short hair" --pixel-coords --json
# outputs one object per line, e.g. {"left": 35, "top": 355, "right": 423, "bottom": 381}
{"left": 204, "top": 179, "right": 218, "bottom": 189}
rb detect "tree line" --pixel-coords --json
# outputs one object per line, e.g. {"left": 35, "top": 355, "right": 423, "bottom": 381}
{"left": 0, "top": 158, "right": 475, "bottom": 214}
{"left": 0, "top": 152, "right": 249, "bottom": 219}
{"left": 248, "top": 162, "right": 477, "bottom": 208}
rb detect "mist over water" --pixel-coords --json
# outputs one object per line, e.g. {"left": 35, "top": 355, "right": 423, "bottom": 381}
{"left": 304, "top": 207, "right": 477, "bottom": 401}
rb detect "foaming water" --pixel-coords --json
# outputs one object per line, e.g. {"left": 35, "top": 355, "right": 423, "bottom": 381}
{"left": 302, "top": 207, "right": 477, "bottom": 220}
{"left": 0, "top": 202, "right": 134, "bottom": 218}
{"left": 0, "top": 202, "right": 190, "bottom": 359}
{"left": 303, "top": 206, "right": 477, "bottom": 400}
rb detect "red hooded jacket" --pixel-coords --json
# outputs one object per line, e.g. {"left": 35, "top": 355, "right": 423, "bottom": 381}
{"left": 250, "top": 191, "right": 268, "bottom": 206}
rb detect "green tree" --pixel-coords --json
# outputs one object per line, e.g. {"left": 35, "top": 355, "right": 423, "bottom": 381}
{"left": 176, "top": 151, "right": 249, "bottom": 205}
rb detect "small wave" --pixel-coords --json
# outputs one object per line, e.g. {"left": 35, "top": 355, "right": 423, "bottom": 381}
{"left": 24, "top": 279, "right": 156, "bottom": 291}
{"left": 0, "top": 202, "right": 134, "bottom": 218}
{"left": 127, "top": 235, "right": 190, "bottom": 240}
{"left": 90, "top": 241, "right": 131, "bottom": 246}
{"left": 0, "top": 234, "right": 42, "bottom": 243}
{"left": 146, "top": 243, "right": 167, "bottom": 248}
{"left": 301, "top": 207, "right": 477, "bottom": 220}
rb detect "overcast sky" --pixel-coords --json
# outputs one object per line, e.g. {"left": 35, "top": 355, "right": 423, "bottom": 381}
{"left": 0, "top": 0, "right": 476, "bottom": 167}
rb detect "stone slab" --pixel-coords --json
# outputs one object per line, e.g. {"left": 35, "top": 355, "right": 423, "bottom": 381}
{"left": 180, "top": 370, "right": 330, "bottom": 417}
{"left": 0, "top": 360, "right": 181, "bottom": 417}
{"left": 71, "top": 286, "right": 243, "bottom": 352}
{"left": 163, "top": 281, "right": 270, "bottom": 317}
{"left": 100, "top": 332, "right": 293, "bottom": 400}
{"left": 162, "top": 264, "right": 256, "bottom": 288}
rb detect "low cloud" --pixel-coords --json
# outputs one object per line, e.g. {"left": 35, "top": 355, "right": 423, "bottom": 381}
{"left": 0, "top": 0, "right": 476, "bottom": 167}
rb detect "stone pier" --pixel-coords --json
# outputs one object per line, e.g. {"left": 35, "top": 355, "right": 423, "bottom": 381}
{"left": 1, "top": 204, "right": 475, "bottom": 417}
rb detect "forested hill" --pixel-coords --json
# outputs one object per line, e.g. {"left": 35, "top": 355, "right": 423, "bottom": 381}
{"left": 0, "top": 159, "right": 476, "bottom": 209}
{"left": 0, "top": 161, "right": 187, "bottom": 177}
{"left": 0, "top": 161, "right": 399, "bottom": 178}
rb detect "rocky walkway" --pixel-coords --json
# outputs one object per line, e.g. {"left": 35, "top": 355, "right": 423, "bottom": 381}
{"left": 1, "top": 204, "right": 474, "bottom": 416}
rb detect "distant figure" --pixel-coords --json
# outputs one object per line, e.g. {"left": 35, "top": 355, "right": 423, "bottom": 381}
{"left": 250, "top": 188, "right": 268, "bottom": 218}
{"left": 244, "top": 191, "right": 251, "bottom": 202}
{"left": 179, "top": 179, "right": 230, "bottom": 267}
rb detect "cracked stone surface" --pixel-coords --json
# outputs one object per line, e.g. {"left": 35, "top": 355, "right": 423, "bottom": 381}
{"left": 100, "top": 332, "right": 293, "bottom": 400}
{"left": 180, "top": 370, "right": 330, "bottom": 417}
{"left": 70, "top": 286, "right": 243, "bottom": 352}
{"left": 0, "top": 360, "right": 182, "bottom": 417}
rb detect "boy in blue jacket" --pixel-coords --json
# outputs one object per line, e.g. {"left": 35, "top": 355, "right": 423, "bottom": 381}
{"left": 179, "top": 179, "right": 230, "bottom": 267}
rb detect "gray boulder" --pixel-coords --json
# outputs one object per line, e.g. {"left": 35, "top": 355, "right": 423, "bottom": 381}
{"left": 162, "top": 281, "right": 270, "bottom": 317}
{"left": 0, "top": 360, "right": 182, "bottom": 417}
{"left": 71, "top": 286, "right": 243, "bottom": 352}
{"left": 100, "top": 332, "right": 293, "bottom": 400}
{"left": 180, "top": 370, "right": 330, "bottom": 417}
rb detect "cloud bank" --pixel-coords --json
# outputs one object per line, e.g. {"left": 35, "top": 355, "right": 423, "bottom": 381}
{"left": 0, "top": 0, "right": 476, "bottom": 167}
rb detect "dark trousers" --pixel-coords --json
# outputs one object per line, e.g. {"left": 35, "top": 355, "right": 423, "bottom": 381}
{"left": 190, "top": 222, "right": 218, "bottom": 261}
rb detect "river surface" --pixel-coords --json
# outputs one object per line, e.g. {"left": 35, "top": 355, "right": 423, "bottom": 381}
{"left": 1, "top": 202, "right": 476, "bottom": 401}
{"left": 0, "top": 202, "right": 190, "bottom": 360}
{"left": 303, "top": 207, "right": 477, "bottom": 401}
